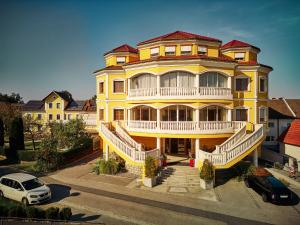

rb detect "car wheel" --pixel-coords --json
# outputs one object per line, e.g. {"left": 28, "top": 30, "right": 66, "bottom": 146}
{"left": 244, "top": 179, "right": 250, "bottom": 188}
{"left": 262, "top": 193, "right": 268, "bottom": 202}
{"left": 22, "top": 198, "right": 29, "bottom": 206}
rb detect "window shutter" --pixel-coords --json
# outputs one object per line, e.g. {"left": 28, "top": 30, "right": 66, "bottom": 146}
{"left": 181, "top": 46, "right": 192, "bottom": 52}
{"left": 150, "top": 47, "right": 159, "bottom": 54}
{"left": 198, "top": 46, "right": 207, "bottom": 53}
{"left": 116, "top": 56, "right": 125, "bottom": 63}
{"left": 165, "top": 46, "right": 176, "bottom": 52}
{"left": 234, "top": 52, "right": 245, "bottom": 59}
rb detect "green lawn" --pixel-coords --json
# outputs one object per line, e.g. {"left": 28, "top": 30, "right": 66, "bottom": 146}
{"left": 3, "top": 140, "right": 41, "bottom": 150}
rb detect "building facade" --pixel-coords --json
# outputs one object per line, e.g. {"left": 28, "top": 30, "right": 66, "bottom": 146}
{"left": 22, "top": 91, "right": 97, "bottom": 131}
{"left": 94, "top": 31, "right": 272, "bottom": 175}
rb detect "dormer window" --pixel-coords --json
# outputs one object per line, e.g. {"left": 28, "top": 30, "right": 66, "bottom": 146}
{"left": 150, "top": 47, "right": 159, "bottom": 57}
{"left": 198, "top": 46, "right": 207, "bottom": 55}
{"left": 165, "top": 46, "right": 176, "bottom": 56}
{"left": 234, "top": 52, "right": 245, "bottom": 61}
{"left": 116, "top": 56, "right": 126, "bottom": 64}
{"left": 180, "top": 45, "right": 192, "bottom": 55}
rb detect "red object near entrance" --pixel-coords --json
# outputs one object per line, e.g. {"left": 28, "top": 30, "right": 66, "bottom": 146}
{"left": 162, "top": 160, "right": 167, "bottom": 167}
{"left": 189, "top": 159, "right": 195, "bottom": 167}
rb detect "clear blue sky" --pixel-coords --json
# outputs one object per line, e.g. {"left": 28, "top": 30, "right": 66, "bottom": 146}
{"left": 0, "top": 0, "right": 299, "bottom": 102}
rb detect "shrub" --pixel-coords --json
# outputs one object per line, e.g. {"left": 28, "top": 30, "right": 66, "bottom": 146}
{"left": 200, "top": 159, "right": 214, "bottom": 182}
{"left": 18, "top": 150, "right": 36, "bottom": 161}
{"left": 45, "top": 207, "right": 59, "bottom": 220}
{"left": 94, "top": 158, "right": 121, "bottom": 175}
{"left": 0, "top": 204, "right": 9, "bottom": 217}
{"left": 145, "top": 156, "right": 157, "bottom": 178}
{"left": 59, "top": 207, "right": 72, "bottom": 221}
{"left": 7, "top": 205, "right": 26, "bottom": 218}
{"left": 4, "top": 147, "right": 19, "bottom": 163}
{"left": 274, "top": 162, "right": 284, "bottom": 170}
{"left": 9, "top": 117, "right": 24, "bottom": 151}
{"left": 0, "top": 118, "right": 4, "bottom": 147}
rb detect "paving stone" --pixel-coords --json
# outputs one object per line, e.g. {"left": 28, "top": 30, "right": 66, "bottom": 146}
{"left": 169, "top": 187, "right": 188, "bottom": 193}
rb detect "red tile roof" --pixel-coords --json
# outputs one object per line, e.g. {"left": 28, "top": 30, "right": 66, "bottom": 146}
{"left": 93, "top": 65, "right": 123, "bottom": 74}
{"left": 104, "top": 44, "right": 138, "bottom": 56}
{"left": 221, "top": 40, "right": 260, "bottom": 51}
{"left": 138, "top": 31, "right": 221, "bottom": 46}
{"left": 124, "top": 54, "right": 235, "bottom": 66}
{"left": 278, "top": 119, "right": 300, "bottom": 147}
{"left": 237, "top": 60, "right": 273, "bottom": 70}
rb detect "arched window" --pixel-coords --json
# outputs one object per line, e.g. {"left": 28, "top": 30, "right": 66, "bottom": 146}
{"left": 161, "top": 71, "right": 195, "bottom": 88}
{"left": 131, "top": 73, "right": 156, "bottom": 89}
{"left": 199, "top": 105, "right": 228, "bottom": 121}
{"left": 131, "top": 105, "right": 157, "bottom": 121}
{"left": 161, "top": 105, "right": 193, "bottom": 121}
{"left": 199, "top": 72, "right": 227, "bottom": 88}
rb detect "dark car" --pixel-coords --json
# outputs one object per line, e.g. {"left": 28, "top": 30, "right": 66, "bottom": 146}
{"left": 244, "top": 175, "right": 293, "bottom": 203}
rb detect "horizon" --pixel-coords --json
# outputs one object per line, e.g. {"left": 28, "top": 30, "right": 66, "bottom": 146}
{"left": 1, "top": 0, "right": 300, "bottom": 102}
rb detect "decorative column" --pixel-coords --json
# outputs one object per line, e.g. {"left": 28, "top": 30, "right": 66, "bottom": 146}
{"left": 196, "top": 108, "right": 200, "bottom": 130}
{"left": 157, "top": 108, "right": 160, "bottom": 130}
{"left": 253, "top": 148, "right": 258, "bottom": 167}
{"left": 157, "top": 75, "right": 160, "bottom": 96}
{"left": 128, "top": 78, "right": 131, "bottom": 97}
{"left": 127, "top": 109, "right": 131, "bottom": 127}
{"left": 228, "top": 76, "right": 232, "bottom": 89}
{"left": 105, "top": 144, "right": 109, "bottom": 161}
{"left": 228, "top": 109, "right": 232, "bottom": 121}
{"left": 156, "top": 137, "right": 161, "bottom": 151}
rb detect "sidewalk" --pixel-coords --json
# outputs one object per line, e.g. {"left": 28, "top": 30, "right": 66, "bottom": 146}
{"left": 266, "top": 168, "right": 300, "bottom": 188}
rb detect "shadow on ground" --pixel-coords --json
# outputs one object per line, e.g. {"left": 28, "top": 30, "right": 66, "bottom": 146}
{"left": 72, "top": 213, "right": 102, "bottom": 223}
{"left": 47, "top": 183, "right": 77, "bottom": 203}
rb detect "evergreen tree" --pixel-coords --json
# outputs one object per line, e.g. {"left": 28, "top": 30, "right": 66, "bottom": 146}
{"left": 0, "top": 118, "right": 4, "bottom": 147}
{"left": 9, "top": 117, "right": 24, "bottom": 151}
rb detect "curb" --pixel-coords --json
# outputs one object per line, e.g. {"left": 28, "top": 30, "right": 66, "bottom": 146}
{"left": 265, "top": 168, "right": 300, "bottom": 188}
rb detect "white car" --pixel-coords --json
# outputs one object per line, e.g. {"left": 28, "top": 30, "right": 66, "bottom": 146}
{"left": 0, "top": 173, "right": 51, "bottom": 205}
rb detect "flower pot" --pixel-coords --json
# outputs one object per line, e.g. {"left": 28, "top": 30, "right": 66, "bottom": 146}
{"left": 143, "top": 177, "right": 157, "bottom": 187}
{"left": 200, "top": 178, "right": 214, "bottom": 190}
{"left": 189, "top": 159, "right": 195, "bottom": 167}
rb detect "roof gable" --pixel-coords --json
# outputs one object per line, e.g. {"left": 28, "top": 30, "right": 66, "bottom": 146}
{"left": 278, "top": 119, "right": 300, "bottom": 147}
{"left": 104, "top": 44, "right": 138, "bottom": 56}
{"left": 268, "top": 99, "right": 295, "bottom": 119}
{"left": 221, "top": 40, "right": 260, "bottom": 51}
{"left": 138, "top": 31, "right": 221, "bottom": 46}
{"left": 42, "top": 91, "right": 73, "bottom": 103}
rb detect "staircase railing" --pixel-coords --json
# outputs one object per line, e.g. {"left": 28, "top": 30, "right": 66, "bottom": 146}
{"left": 215, "top": 123, "right": 246, "bottom": 153}
{"left": 116, "top": 122, "right": 143, "bottom": 151}
{"left": 197, "top": 124, "right": 264, "bottom": 166}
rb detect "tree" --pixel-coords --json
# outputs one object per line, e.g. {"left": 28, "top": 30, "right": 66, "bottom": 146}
{"left": 9, "top": 117, "right": 25, "bottom": 151}
{"left": 23, "top": 115, "right": 42, "bottom": 151}
{"left": 0, "top": 92, "right": 23, "bottom": 104}
{"left": 0, "top": 102, "right": 22, "bottom": 133}
{"left": 0, "top": 118, "right": 4, "bottom": 147}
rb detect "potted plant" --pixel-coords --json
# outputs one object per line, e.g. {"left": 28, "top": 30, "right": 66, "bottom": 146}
{"left": 200, "top": 159, "right": 214, "bottom": 190}
{"left": 189, "top": 151, "right": 195, "bottom": 167}
{"left": 143, "top": 156, "right": 158, "bottom": 187}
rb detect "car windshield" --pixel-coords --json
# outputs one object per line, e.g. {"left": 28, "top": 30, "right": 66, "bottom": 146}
{"left": 266, "top": 176, "right": 286, "bottom": 189}
{"left": 21, "top": 178, "right": 44, "bottom": 190}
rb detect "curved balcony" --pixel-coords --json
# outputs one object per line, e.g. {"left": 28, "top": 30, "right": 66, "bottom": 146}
{"left": 126, "top": 120, "right": 245, "bottom": 134}
{"left": 128, "top": 87, "right": 232, "bottom": 100}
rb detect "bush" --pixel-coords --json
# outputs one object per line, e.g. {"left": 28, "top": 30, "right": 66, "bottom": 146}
{"left": 25, "top": 206, "right": 46, "bottom": 219}
{"left": 145, "top": 156, "right": 157, "bottom": 178}
{"left": 59, "top": 207, "right": 72, "bottom": 221}
{"left": 0, "top": 118, "right": 4, "bottom": 147}
{"left": 4, "top": 147, "right": 19, "bottom": 163}
{"left": 7, "top": 205, "right": 26, "bottom": 218}
{"left": 0, "top": 204, "right": 9, "bottom": 217}
{"left": 200, "top": 159, "right": 214, "bottom": 182}
{"left": 18, "top": 150, "right": 36, "bottom": 161}
{"left": 45, "top": 207, "right": 59, "bottom": 220}
{"left": 94, "top": 158, "right": 120, "bottom": 175}
{"left": 9, "top": 117, "right": 24, "bottom": 151}
{"left": 60, "top": 138, "right": 92, "bottom": 161}
{"left": 274, "top": 162, "right": 284, "bottom": 170}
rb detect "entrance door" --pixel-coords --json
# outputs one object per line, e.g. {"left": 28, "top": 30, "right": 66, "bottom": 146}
{"left": 170, "top": 139, "right": 178, "bottom": 154}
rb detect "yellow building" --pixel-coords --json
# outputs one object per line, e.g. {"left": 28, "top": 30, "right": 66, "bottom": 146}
{"left": 22, "top": 91, "right": 97, "bottom": 131}
{"left": 94, "top": 31, "right": 272, "bottom": 175}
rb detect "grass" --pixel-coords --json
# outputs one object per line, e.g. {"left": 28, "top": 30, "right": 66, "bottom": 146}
{"left": 2, "top": 140, "right": 42, "bottom": 151}
{"left": 12, "top": 161, "right": 37, "bottom": 173}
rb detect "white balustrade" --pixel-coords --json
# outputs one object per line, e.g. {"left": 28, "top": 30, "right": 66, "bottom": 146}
{"left": 128, "top": 88, "right": 157, "bottom": 97}
{"left": 116, "top": 122, "right": 142, "bottom": 151}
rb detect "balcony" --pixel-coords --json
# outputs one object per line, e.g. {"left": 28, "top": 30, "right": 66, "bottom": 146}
{"left": 126, "top": 120, "right": 245, "bottom": 134}
{"left": 128, "top": 87, "right": 232, "bottom": 100}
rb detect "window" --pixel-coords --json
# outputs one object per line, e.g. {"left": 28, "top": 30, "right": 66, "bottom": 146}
{"left": 235, "top": 109, "right": 248, "bottom": 121}
{"left": 68, "top": 114, "right": 71, "bottom": 120}
{"left": 99, "top": 82, "right": 104, "bottom": 94}
{"left": 27, "top": 114, "right": 32, "bottom": 119}
{"left": 99, "top": 109, "right": 104, "bottom": 121}
{"left": 259, "top": 107, "right": 267, "bottom": 123}
{"left": 56, "top": 103, "right": 60, "bottom": 109}
{"left": 37, "top": 114, "right": 42, "bottom": 120}
{"left": 266, "top": 136, "right": 275, "bottom": 142}
{"left": 56, "top": 114, "right": 60, "bottom": 120}
{"left": 37, "top": 125, "right": 42, "bottom": 131}
{"left": 198, "top": 46, "right": 207, "bottom": 55}
{"left": 150, "top": 47, "right": 159, "bottom": 57}
{"left": 259, "top": 77, "right": 267, "bottom": 92}
{"left": 113, "top": 80, "right": 124, "bottom": 93}
{"left": 165, "top": 46, "right": 176, "bottom": 56}
{"left": 49, "top": 103, "right": 52, "bottom": 109}
{"left": 199, "top": 72, "right": 227, "bottom": 88}
{"left": 235, "top": 77, "right": 249, "bottom": 91}
{"left": 268, "top": 122, "right": 274, "bottom": 128}
{"left": 49, "top": 114, "right": 53, "bottom": 120}
{"left": 131, "top": 73, "right": 156, "bottom": 90}
{"left": 234, "top": 52, "right": 245, "bottom": 61}
{"left": 113, "top": 109, "right": 124, "bottom": 120}
{"left": 180, "top": 45, "right": 192, "bottom": 55}
{"left": 116, "top": 56, "right": 126, "bottom": 64}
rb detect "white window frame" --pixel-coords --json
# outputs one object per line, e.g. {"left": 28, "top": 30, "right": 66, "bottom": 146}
{"left": 48, "top": 103, "right": 52, "bottom": 109}
{"left": 233, "top": 107, "right": 249, "bottom": 122}
{"left": 259, "top": 76, "right": 267, "bottom": 93}
{"left": 56, "top": 103, "right": 60, "bottom": 109}
{"left": 165, "top": 46, "right": 176, "bottom": 56}
{"left": 49, "top": 114, "right": 53, "bottom": 120}
{"left": 198, "top": 46, "right": 207, "bottom": 55}
{"left": 113, "top": 79, "right": 125, "bottom": 94}
{"left": 234, "top": 52, "right": 245, "bottom": 61}
{"left": 180, "top": 45, "right": 192, "bottom": 55}
{"left": 116, "top": 56, "right": 126, "bottom": 64}
{"left": 259, "top": 106, "right": 268, "bottom": 123}
{"left": 150, "top": 47, "right": 159, "bottom": 57}
{"left": 234, "top": 75, "right": 250, "bottom": 92}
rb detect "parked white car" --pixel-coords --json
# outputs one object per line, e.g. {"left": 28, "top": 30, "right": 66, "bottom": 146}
{"left": 0, "top": 173, "right": 51, "bottom": 205}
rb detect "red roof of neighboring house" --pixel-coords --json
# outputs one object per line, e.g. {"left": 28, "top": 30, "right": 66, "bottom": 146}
{"left": 104, "top": 44, "right": 138, "bottom": 56}
{"left": 138, "top": 31, "right": 221, "bottom": 46}
{"left": 221, "top": 40, "right": 260, "bottom": 51}
{"left": 278, "top": 119, "right": 300, "bottom": 147}
{"left": 93, "top": 65, "right": 123, "bottom": 74}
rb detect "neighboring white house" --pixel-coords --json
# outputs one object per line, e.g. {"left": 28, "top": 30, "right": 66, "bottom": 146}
{"left": 278, "top": 119, "right": 300, "bottom": 171}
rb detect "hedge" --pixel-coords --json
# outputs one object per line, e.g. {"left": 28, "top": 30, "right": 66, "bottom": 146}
{"left": 18, "top": 150, "right": 36, "bottom": 161}
{"left": 60, "top": 138, "right": 93, "bottom": 163}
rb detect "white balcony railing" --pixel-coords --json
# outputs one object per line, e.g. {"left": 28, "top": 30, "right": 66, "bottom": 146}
{"left": 126, "top": 120, "right": 245, "bottom": 134}
{"left": 128, "top": 87, "right": 232, "bottom": 99}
